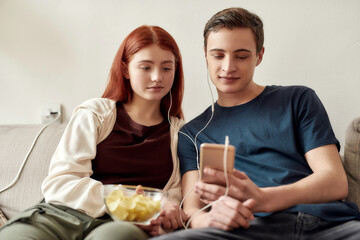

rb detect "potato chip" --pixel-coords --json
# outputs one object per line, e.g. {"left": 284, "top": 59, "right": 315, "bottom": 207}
{"left": 105, "top": 188, "right": 161, "bottom": 222}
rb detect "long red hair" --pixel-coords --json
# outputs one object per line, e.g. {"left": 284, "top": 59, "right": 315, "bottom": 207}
{"left": 102, "top": 25, "right": 184, "bottom": 119}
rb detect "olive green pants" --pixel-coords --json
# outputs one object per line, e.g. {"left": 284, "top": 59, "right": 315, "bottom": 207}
{"left": 0, "top": 203, "right": 149, "bottom": 240}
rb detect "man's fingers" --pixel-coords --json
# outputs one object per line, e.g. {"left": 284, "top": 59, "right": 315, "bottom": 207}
{"left": 220, "top": 196, "right": 254, "bottom": 222}
{"left": 233, "top": 169, "right": 248, "bottom": 179}
{"left": 209, "top": 197, "right": 253, "bottom": 230}
{"left": 243, "top": 198, "right": 256, "bottom": 210}
{"left": 195, "top": 181, "right": 226, "bottom": 199}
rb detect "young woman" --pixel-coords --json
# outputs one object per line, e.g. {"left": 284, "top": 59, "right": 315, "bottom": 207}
{"left": 0, "top": 25, "right": 187, "bottom": 240}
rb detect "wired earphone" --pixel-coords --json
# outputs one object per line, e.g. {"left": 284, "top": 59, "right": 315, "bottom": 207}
{"left": 167, "top": 70, "right": 232, "bottom": 229}
{"left": 0, "top": 112, "right": 61, "bottom": 194}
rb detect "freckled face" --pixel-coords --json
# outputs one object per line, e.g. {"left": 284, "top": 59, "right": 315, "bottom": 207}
{"left": 205, "top": 28, "right": 263, "bottom": 97}
{"left": 126, "top": 44, "right": 176, "bottom": 103}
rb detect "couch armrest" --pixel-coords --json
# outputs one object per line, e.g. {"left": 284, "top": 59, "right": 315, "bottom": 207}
{"left": 343, "top": 117, "right": 360, "bottom": 208}
{"left": 0, "top": 124, "right": 66, "bottom": 219}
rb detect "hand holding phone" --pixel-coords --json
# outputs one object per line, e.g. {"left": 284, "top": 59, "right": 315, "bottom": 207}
{"left": 199, "top": 143, "right": 235, "bottom": 185}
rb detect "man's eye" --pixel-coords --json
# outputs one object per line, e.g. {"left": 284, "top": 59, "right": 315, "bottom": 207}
{"left": 213, "top": 55, "right": 223, "bottom": 59}
{"left": 236, "top": 56, "right": 248, "bottom": 60}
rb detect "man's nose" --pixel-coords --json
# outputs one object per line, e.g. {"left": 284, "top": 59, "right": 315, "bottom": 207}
{"left": 222, "top": 56, "right": 236, "bottom": 73}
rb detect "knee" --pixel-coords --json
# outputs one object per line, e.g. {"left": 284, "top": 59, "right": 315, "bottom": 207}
{"left": 0, "top": 222, "right": 49, "bottom": 240}
{"left": 86, "top": 221, "right": 149, "bottom": 240}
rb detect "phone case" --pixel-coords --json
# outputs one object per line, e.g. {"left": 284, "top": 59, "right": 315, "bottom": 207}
{"left": 199, "top": 143, "right": 235, "bottom": 185}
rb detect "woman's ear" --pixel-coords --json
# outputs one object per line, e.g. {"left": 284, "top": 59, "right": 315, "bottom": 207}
{"left": 122, "top": 61, "right": 129, "bottom": 79}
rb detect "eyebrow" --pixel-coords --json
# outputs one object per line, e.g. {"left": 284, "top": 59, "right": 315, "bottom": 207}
{"left": 209, "top": 48, "right": 252, "bottom": 53}
{"left": 137, "top": 60, "right": 175, "bottom": 64}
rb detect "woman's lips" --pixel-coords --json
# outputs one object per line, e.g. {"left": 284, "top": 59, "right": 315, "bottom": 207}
{"left": 148, "top": 86, "right": 164, "bottom": 90}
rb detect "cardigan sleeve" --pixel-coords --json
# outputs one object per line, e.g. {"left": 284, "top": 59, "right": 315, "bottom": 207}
{"left": 41, "top": 108, "right": 107, "bottom": 218}
{"left": 163, "top": 117, "right": 185, "bottom": 204}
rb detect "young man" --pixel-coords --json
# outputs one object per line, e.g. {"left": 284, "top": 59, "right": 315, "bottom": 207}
{"left": 152, "top": 7, "right": 360, "bottom": 240}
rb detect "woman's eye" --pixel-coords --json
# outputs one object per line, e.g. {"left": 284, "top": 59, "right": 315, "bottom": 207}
{"left": 163, "top": 67, "right": 172, "bottom": 71}
{"left": 140, "top": 66, "right": 150, "bottom": 70}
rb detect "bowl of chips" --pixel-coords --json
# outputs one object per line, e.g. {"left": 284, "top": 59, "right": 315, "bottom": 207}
{"left": 103, "top": 184, "right": 167, "bottom": 225}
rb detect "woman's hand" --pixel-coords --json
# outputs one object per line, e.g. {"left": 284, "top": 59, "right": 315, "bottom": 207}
{"left": 136, "top": 218, "right": 163, "bottom": 236}
{"left": 159, "top": 201, "right": 188, "bottom": 230}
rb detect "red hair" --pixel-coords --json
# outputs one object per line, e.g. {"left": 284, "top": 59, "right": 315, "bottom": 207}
{"left": 102, "top": 25, "right": 184, "bottom": 119}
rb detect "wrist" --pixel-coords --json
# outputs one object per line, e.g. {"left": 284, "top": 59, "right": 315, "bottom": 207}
{"left": 260, "top": 186, "right": 291, "bottom": 213}
{"left": 187, "top": 211, "right": 207, "bottom": 228}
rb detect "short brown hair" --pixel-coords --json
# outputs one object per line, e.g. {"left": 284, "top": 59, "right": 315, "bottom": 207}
{"left": 204, "top": 7, "right": 264, "bottom": 54}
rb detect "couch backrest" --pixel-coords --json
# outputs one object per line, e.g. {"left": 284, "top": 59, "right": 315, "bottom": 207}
{"left": 0, "top": 124, "right": 66, "bottom": 220}
{"left": 1, "top": 118, "right": 359, "bottom": 220}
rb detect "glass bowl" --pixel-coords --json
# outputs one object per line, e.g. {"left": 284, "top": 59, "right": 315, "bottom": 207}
{"left": 103, "top": 184, "right": 167, "bottom": 225}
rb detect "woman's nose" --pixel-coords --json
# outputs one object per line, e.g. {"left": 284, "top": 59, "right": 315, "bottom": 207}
{"left": 151, "top": 69, "right": 163, "bottom": 82}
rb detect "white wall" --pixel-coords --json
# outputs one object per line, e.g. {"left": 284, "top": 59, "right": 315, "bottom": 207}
{"left": 1, "top": 0, "right": 359, "bottom": 153}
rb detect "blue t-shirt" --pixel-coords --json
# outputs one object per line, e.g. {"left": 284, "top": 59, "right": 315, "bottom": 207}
{"left": 178, "top": 85, "right": 360, "bottom": 221}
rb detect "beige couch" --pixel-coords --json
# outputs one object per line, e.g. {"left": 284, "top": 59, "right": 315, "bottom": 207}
{"left": 343, "top": 117, "right": 360, "bottom": 207}
{"left": 0, "top": 124, "right": 66, "bottom": 223}
{"left": 0, "top": 117, "right": 359, "bottom": 224}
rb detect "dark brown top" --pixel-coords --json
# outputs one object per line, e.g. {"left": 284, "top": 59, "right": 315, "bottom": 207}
{"left": 91, "top": 102, "right": 173, "bottom": 189}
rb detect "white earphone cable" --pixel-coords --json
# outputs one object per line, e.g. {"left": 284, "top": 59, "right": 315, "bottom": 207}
{"left": 168, "top": 69, "right": 233, "bottom": 229}
{"left": 0, "top": 113, "right": 61, "bottom": 193}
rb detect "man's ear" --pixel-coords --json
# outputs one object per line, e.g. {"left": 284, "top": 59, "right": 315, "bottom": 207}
{"left": 122, "top": 61, "right": 129, "bottom": 79}
{"left": 256, "top": 47, "right": 265, "bottom": 66}
{"left": 204, "top": 46, "right": 208, "bottom": 66}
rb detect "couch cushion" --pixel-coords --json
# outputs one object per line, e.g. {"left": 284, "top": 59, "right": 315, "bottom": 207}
{"left": 343, "top": 117, "right": 360, "bottom": 208}
{"left": 0, "top": 124, "right": 66, "bottom": 220}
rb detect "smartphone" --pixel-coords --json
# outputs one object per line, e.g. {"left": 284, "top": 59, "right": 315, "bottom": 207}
{"left": 199, "top": 143, "right": 235, "bottom": 185}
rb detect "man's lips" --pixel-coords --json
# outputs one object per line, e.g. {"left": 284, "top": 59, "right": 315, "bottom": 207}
{"left": 219, "top": 76, "right": 240, "bottom": 81}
